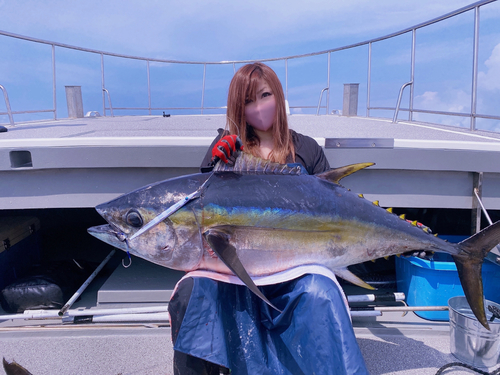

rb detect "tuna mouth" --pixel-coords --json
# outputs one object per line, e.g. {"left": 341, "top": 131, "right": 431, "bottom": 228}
{"left": 87, "top": 224, "right": 127, "bottom": 243}
{"left": 109, "top": 223, "right": 128, "bottom": 242}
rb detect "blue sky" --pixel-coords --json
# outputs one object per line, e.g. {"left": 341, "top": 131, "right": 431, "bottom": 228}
{"left": 0, "top": 0, "right": 499, "bottom": 131}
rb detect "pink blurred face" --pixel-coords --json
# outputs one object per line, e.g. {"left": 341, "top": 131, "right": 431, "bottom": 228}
{"left": 244, "top": 78, "right": 276, "bottom": 132}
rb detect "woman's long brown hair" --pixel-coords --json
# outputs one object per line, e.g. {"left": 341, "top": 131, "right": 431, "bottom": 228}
{"left": 226, "top": 62, "right": 294, "bottom": 164}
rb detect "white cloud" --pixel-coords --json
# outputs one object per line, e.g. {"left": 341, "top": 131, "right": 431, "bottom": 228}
{"left": 478, "top": 43, "right": 500, "bottom": 91}
{"left": 413, "top": 90, "right": 471, "bottom": 127}
{"left": 415, "top": 90, "right": 470, "bottom": 112}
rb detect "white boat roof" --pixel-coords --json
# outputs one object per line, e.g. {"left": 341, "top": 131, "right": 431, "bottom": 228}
{"left": 1, "top": 114, "right": 500, "bottom": 211}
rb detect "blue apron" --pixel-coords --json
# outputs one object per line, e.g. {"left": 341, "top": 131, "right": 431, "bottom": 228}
{"left": 172, "top": 273, "right": 369, "bottom": 375}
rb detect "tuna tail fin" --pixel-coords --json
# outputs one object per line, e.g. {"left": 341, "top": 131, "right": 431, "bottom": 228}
{"left": 452, "top": 220, "right": 500, "bottom": 330}
{"left": 316, "top": 163, "right": 374, "bottom": 184}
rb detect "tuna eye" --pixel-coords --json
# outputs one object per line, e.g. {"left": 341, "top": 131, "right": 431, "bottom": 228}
{"left": 126, "top": 210, "right": 143, "bottom": 228}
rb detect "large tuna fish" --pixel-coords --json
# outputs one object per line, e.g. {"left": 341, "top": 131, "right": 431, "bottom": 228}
{"left": 88, "top": 153, "right": 500, "bottom": 329}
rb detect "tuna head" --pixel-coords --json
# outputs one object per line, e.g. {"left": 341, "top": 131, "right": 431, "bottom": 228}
{"left": 88, "top": 175, "right": 207, "bottom": 271}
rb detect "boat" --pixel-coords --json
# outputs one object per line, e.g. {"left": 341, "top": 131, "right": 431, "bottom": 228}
{"left": 1, "top": 1, "right": 499, "bottom": 374}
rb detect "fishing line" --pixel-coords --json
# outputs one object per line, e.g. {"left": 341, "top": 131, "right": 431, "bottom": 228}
{"left": 120, "top": 235, "right": 132, "bottom": 268}
{"left": 225, "top": 116, "right": 241, "bottom": 138}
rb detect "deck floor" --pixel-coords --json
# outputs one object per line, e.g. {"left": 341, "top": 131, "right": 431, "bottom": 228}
{"left": 1, "top": 264, "right": 497, "bottom": 375}
{"left": 1, "top": 115, "right": 499, "bottom": 374}
{"left": 1, "top": 114, "right": 500, "bottom": 143}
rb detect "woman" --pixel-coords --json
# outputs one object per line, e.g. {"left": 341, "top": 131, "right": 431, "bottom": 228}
{"left": 169, "top": 63, "right": 369, "bottom": 375}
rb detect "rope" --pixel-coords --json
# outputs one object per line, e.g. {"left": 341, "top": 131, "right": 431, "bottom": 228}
{"left": 436, "top": 362, "right": 500, "bottom": 375}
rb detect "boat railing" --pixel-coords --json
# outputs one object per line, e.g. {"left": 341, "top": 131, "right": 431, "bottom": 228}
{"left": 392, "top": 82, "right": 413, "bottom": 123}
{"left": 102, "top": 88, "right": 114, "bottom": 117}
{"left": 0, "top": 84, "right": 14, "bottom": 126}
{"left": 316, "top": 88, "right": 329, "bottom": 116}
{"left": 0, "top": 0, "right": 498, "bottom": 133}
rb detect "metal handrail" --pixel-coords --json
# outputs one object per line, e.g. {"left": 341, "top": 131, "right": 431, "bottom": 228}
{"left": 316, "top": 88, "right": 329, "bottom": 116}
{"left": 392, "top": 81, "right": 413, "bottom": 123}
{"left": 0, "top": 1, "right": 494, "bottom": 65}
{"left": 0, "top": 0, "right": 498, "bottom": 128}
{"left": 0, "top": 84, "right": 15, "bottom": 126}
{"left": 373, "top": 107, "right": 500, "bottom": 122}
{"left": 102, "top": 88, "right": 114, "bottom": 117}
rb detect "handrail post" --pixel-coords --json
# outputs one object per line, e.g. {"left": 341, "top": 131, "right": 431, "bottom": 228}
{"left": 201, "top": 64, "right": 206, "bottom": 114}
{"left": 147, "top": 60, "right": 151, "bottom": 115}
{"left": 316, "top": 88, "right": 329, "bottom": 115}
{"left": 52, "top": 44, "right": 57, "bottom": 120}
{"left": 285, "top": 59, "right": 288, "bottom": 103}
{"left": 470, "top": 6, "right": 480, "bottom": 131}
{"left": 101, "top": 54, "right": 106, "bottom": 116}
{"left": 392, "top": 81, "right": 413, "bottom": 123}
{"left": 102, "top": 88, "right": 114, "bottom": 117}
{"left": 0, "top": 84, "right": 15, "bottom": 126}
{"left": 409, "top": 29, "right": 416, "bottom": 122}
{"left": 326, "top": 52, "right": 331, "bottom": 115}
{"left": 367, "top": 42, "right": 372, "bottom": 118}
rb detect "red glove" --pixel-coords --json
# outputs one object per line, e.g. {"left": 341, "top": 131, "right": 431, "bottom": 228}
{"left": 211, "top": 135, "right": 244, "bottom": 164}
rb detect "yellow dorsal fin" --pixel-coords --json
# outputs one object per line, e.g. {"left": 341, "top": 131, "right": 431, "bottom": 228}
{"left": 317, "top": 162, "right": 375, "bottom": 184}
{"left": 411, "top": 220, "right": 418, "bottom": 226}
{"left": 358, "top": 194, "right": 364, "bottom": 198}
{"left": 373, "top": 200, "right": 380, "bottom": 206}
{"left": 386, "top": 207, "right": 393, "bottom": 213}
{"left": 399, "top": 214, "right": 406, "bottom": 220}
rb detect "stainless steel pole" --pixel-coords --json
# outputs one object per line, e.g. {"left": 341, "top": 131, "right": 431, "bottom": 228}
{"left": 285, "top": 59, "right": 288, "bottom": 102}
{"left": 327, "top": 52, "right": 331, "bottom": 115}
{"left": 367, "top": 43, "right": 372, "bottom": 117}
{"left": 52, "top": 45, "right": 57, "bottom": 120}
{"left": 410, "top": 29, "right": 416, "bottom": 122}
{"left": 470, "top": 6, "right": 480, "bottom": 131}
{"left": 201, "top": 64, "right": 206, "bottom": 114}
{"left": 58, "top": 249, "right": 116, "bottom": 316}
{"left": 147, "top": 60, "right": 151, "bottom": 115}
{"left": 101, "top": 53, "right": 106, "bottom": 116}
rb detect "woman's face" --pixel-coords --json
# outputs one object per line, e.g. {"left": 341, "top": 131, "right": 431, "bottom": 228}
{"left": 244, "top": 77, "right": 276, "bottom": 132}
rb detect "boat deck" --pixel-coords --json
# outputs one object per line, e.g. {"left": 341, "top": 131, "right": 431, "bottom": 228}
{"left": 1, "top": 114, "right": 500, "bottom": 374}
{"left": 0, "top": 258, "right": 480, "bottom": 375}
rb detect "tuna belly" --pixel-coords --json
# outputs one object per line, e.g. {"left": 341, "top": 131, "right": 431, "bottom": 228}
{"left": 219, "top": 222, "right": 441, "bottom": 276}
{"left": 224, "top": 226, "right": 356, "bottom": 276}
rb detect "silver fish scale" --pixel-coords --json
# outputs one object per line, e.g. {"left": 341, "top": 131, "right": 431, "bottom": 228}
{"left": 213, "top": 152, "right": 303, "bottom": 175}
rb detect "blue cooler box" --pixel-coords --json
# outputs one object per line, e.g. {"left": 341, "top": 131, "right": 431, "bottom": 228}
{"left": 395, "top": 235, "right": 500, "bottom": 321}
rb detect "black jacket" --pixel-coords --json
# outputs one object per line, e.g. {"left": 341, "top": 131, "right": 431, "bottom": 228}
{"left": 200, "top": 128, "right": 330, "bottom": 175}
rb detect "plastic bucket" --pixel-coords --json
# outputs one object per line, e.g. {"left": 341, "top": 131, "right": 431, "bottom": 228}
{"left": 448, "top": 296, "right": 500, "bottom": 368}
